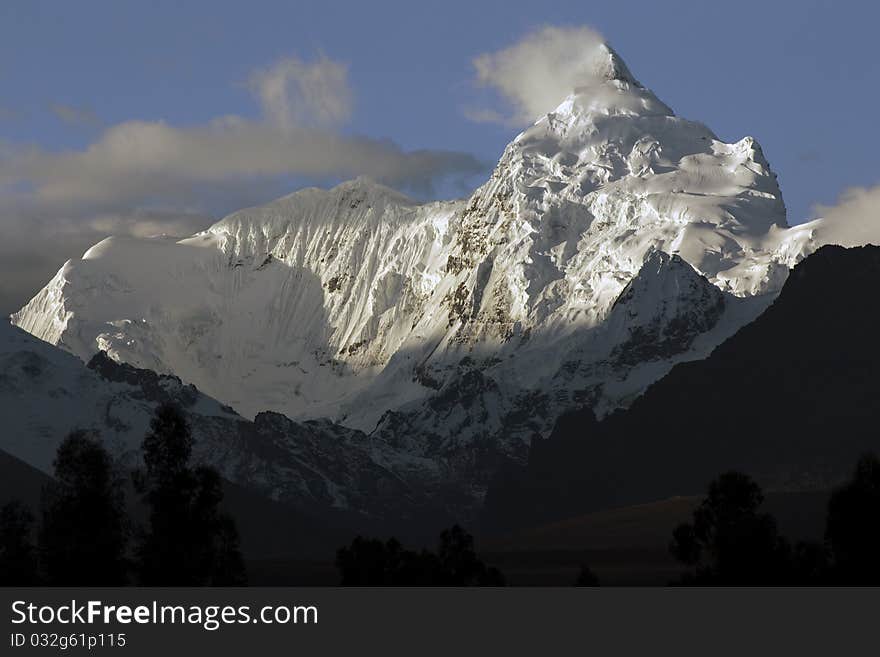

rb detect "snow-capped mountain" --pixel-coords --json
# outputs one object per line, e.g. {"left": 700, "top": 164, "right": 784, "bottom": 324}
{"left": 11, "top": 42, "right": 847, "bottom": 512}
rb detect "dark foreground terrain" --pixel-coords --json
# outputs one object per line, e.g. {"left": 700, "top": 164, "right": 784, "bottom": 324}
{"left": 3, "top": 246, "right": 878, "bottom": 586}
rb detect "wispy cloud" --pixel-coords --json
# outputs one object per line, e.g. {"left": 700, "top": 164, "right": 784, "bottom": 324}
{"left": 0, "top": 53, "right": 484, "bottom": 314}
{"left": 1, "top": 119, "right": 481, "bottom": 213}
{"left": 249, "top": 55, "right": 353, "bottom": 130}
{"left": 460, "top": 106, "right": 509, "bottom": 125}
{"left": 465, "top": 25, "right": 621, "bottom": 125}
{"left": 50, "top": 103, "right": 101, "bottom": 127}
{"left": 2, "top": 54, "right": 480, "bottom": 214}
{"left": 814, "top": 184, "right": 880, "bottom": 247}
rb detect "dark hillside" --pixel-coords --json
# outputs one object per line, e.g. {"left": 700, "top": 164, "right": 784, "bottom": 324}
{"left": 485, "top": 245, "right": 880, "bottom": 531}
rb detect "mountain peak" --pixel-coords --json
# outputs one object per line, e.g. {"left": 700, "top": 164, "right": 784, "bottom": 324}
{"left": 545, "top": 44, "right": 672, "bottom": 121}
{"left": 12, "top": 37, "right": 812, "bottom": 484}
{"left": 606, "top": 250, "right": 728, "bottom": 367}
{"left": 591, "top": 43, "right": 640, "bottom": 87}
{"left": 613, "top": 251, "right": 720, "bottom": 312}
{"left": 265, "top": 176, "right": 414, "bottom": 209}
{"left": 330, "top": 176, "right": 415, "bottom": 204}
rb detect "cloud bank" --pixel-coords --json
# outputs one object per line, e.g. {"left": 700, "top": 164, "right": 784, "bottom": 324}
{"left": 0, "top": 54, "right": 484, "bottom": 314}
{"left": 814, "top": 184, "right": 880, "bottom": 247}
{"left": 1, "top": 54, "right": 481, "bottom": 215}
{"left": 1, "top": 120, "right": 481, "bottom": 214}
{"left": 466, "top": 25, "right": 616, "bottom": 125}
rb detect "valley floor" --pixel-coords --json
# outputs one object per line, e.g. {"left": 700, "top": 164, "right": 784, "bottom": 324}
{"left": 244, "top": 490, "right": 830, "bottom": 586}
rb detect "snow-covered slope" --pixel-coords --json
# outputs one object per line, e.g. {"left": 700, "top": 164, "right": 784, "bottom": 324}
{"left": 0, "top": 320, "right": 224, "bottom": 472}
{"left": 12, "top": 42, "right": 848, "bottom": 508}
{"left": 0, "top": 321, "right": 436, "bottom": 521}
{"left": 13, "top": 185, "right": 462, "bottom": 423}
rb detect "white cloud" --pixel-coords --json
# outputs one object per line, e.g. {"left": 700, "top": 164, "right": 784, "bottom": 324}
{"left": 84, "top": 210, "right": 211, "bottom": 239}
{"left": 467, "top": 25, "right": 632, "bottom": 125}
{"left": 0, "top": 54, "right": 481, "bottom": 214}
{"left": 0, "top": 53, "right": 484, "bottom": 314}
{"left": 814, "top": 184, "right": 880, "bottom": 247}
{"left": 0, "top": 118, "right": 480, "bottom": 213}
{"left": 0, "top": 54, "right": 483, "bottom": 214}
{"left": 249, "top": 55, "right": 353, "bottom": 130}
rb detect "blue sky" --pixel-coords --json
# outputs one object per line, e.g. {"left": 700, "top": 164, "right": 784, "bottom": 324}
{"left": 0, "top": 0, "right": 877, "bottom": 310}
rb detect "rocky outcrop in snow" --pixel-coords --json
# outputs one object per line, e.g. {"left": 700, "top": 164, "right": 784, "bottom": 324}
{"left": 0, "top": 322, "right": 442, "bottom": 522}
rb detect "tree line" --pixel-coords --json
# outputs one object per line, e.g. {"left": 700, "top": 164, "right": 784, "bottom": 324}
{"left": 0, "top": 403, "right": 245, "bottom": 586}
{"left": 336, "top": 525, "right": 505, "bottom": 586}
{"left": 335, "top": 454, "right": 880, "bottom": 587}
{"left": 3, "top": 403, "right": 878, "bottom": 586}
{"left": 667, "top": 454, "right": 880, "bottom": 585}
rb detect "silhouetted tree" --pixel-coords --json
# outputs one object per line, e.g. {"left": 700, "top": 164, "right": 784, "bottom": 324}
{"left": 336, "top": 536, "right": 389, "bottom": 584}
{"left": 336, "top": 536, "right": 437, "bottom": 585}
{"left": 211, "top": 513, "right": 249, "bottom": 584}
{"left": 135, "top": 403, "right": 245, "bottom": 585}
{"left": 789, "top": 540, "right": 831, "bottom": 584}
{"left": 0, "top": 500, "right": 39, "bottom": 585}
{"left": 437, "top": 525, "right": 505, "bottom": 585}
{"left": 336, "top": 525, "right": 504, "bottom": 585}
{"left": 825, "top": 453, "right": 880, "bottom": 584}
{"left": 188, "top": 466, "right": 246, "bottom": 584}
{"left": 39, "top": 430, "right": 128, "bottom": 585}
{"left": 670, "top": 471, "right": 792, "bottom": 584}
{"left": 574, "top": 565, "right": 600, "bottom": 586}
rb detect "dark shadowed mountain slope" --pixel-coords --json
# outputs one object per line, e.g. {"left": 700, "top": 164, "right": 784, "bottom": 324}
{"left": 0, "top": 449, "right": 51, "bottom": 511}
{"left": 484, "top": 245, "right": 880, "bottom": 531}
{"left": 0, "top": 445, "right": 345, "bottom": 562}
{"left": 0, "top": 321, "right": 448, "bottom": 531}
